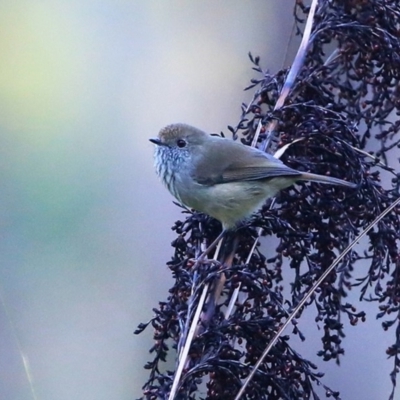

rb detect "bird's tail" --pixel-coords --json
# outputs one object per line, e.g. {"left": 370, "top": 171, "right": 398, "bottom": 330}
{"left": 299, "top": 172, "right": 357, "bottom": 188}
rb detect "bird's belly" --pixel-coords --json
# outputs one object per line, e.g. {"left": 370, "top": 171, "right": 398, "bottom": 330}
{"left": 180, "top": 181, "right": 281, "bottom": 229}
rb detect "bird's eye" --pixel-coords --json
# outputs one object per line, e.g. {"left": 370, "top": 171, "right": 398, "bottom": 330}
{"left": 176, "top": 139, "right": 187, "bottom": 148}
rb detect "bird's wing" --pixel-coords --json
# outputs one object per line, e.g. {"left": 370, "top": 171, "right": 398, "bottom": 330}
{"left": 220, "top": 164, "right": 301, "bottom": 183}
{"left": 192, "top": 137, "right": 302, "bottom": 185}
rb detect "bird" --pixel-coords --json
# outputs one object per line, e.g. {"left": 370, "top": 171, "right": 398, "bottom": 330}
{"left": 150, "top": 123, "right": 356, "bottom": 230}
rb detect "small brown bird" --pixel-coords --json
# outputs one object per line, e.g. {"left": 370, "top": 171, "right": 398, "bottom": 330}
{"left": 150, "top": 123, "right": 356, "bottom": 229}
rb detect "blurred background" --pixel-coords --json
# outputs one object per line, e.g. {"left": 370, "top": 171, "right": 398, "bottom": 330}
{"left": 0, "top": 1, "right": 395, "bottom": 399}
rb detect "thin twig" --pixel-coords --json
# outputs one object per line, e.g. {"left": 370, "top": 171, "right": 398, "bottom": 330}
{"left": 168, "top": 238, "right": 224, "bottom": 399}
{"left": 257, "top": 0, "right": 320, "bottom": 153}
{"left": 0, "top": 287, "right": 38, "bottom": 400}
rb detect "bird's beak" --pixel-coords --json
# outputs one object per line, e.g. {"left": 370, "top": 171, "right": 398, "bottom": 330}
{"left": 149, "top": 138, "right": 168, "bottom": 147}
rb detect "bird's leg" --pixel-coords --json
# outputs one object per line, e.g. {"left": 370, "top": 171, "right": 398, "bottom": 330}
{"left": 196, "top": 229, "right": 227, "bottom": 263}
{"left": 200, "top": 234, "right": 239, "bottom": 327}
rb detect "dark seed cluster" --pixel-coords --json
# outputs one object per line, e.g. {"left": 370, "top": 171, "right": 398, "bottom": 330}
{"left": 136, "top": 1, "right": 400, "bottom": 399}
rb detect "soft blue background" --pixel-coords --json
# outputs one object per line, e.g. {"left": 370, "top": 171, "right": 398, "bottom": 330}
{"left": 0, "top": 1, "right": 395, "bottom": 399}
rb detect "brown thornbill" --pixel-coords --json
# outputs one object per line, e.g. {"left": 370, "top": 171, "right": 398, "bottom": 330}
{"left": 150, "top": 123, "right": 356, "bottom": 229}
